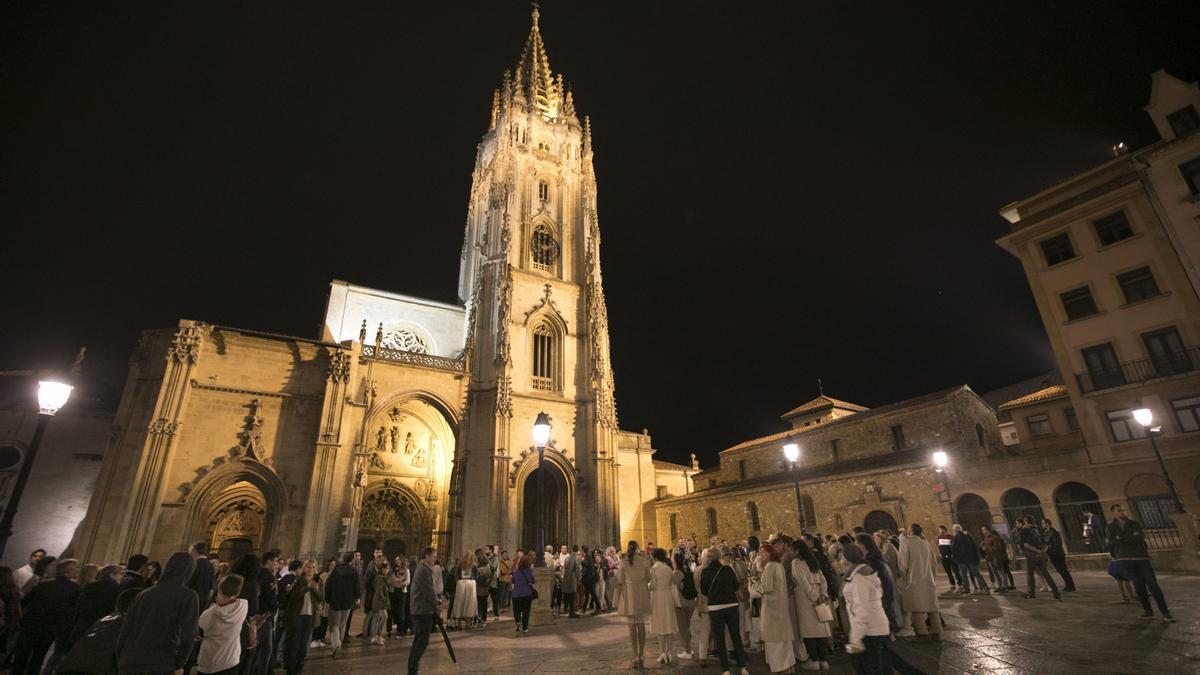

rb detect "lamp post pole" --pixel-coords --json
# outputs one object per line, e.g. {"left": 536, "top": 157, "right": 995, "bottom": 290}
{"left": 782, "top": 443, "right": 805, "bottom": 532}
{"left": 0, "top": 380, "right": 73, "bottom": 559}
{"left": 532, "top": 411, "right": 552, "bottom": 567}
{"left": 932, "top": 450, "right": 955, "bottom": 525}
{"left": 1147, "top": 429, "right": 1185, "bottom": 513}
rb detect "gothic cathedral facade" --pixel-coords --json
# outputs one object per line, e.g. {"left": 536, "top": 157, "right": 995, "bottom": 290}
{"left": 70, "top": 8, "right": 696, "bottom": 565}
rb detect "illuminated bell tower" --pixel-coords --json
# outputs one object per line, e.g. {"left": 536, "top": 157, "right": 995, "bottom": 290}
{"left": 451, "top": 5, "right": 621, "bottom": 552}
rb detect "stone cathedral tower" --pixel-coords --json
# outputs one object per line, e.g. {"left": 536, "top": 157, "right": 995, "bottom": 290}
{"left": 450, "top": 5, "right": 621, "bottom": 552}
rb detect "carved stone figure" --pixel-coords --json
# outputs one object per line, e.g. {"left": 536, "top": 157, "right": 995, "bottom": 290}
{"left": 389, "top": 426, "right": 399, "bottom": 453}
{"left": 403, "top": 432, "right": 415, "bottom": 455}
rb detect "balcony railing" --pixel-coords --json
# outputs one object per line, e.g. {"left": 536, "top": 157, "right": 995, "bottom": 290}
{"left": 1076, "top": 346, "right": 1200, "bottom": 393}
{"left": 361, "top": 345, "right": 465, "bottom": 372}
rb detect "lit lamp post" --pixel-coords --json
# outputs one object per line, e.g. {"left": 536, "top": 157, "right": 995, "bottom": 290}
{"left": 932, "top": 450, "right": 955, "bottom": 524}
{"left": 532, "top": 411, "right": 552, "bottom": 567}
{"left": 782, "top": 442, "right": 807, "bottom": 532}
{"left": 0, "top": 380, "right": 73, "bottom": 558}
{"left": 1131, "top": 408, "right": 1185, "bottom": 513}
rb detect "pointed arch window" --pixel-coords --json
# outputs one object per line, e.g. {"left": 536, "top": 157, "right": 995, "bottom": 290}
{"left": 538, "top": 180, "right": 549, "bottom": 201}
{"left": 746, "top": 501, "right": 760, "bottom": 532}
{"left": 531, "top": 223, "right": 558, "bottom": 272}
{"left": 706, "top": 507, "right": 718, "bottom": 536}
{"left": 531, "top": 322, "right": 560, "bottom": 391}
{"left": 669, "top": 513, "right": 679, "bottom": 541}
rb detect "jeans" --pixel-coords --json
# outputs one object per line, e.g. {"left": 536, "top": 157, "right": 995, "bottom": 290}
{"left": 512, "top": 596, "right": 533, "bottom": 629}
{"left": 940, "top": 557, "right": 962, "bottom": 586}
{"left": 562, "top": 592, "right": 577, "bottom": 616}
{"left": 956, "top": 563, "right": 988, "bottom": 591}
{"left": 250, "top": 615, "right": 275, "bottom": 675}
{"left": 489, "top": 585, "right": 503, "bottom": 617}
{"left": 855, "top": 635, "right": 893, "bottom": 675}
{"left": 1023, "top": 555, "right": 1058, "bottom": 596}
{"left": 1048, "top": 553, "right": 1076, "bottom": 590}
{"left": 388, "top": 588, "right": 408, "bottom": 634}
{"left": 476, "top": 595, "right": 489, "bottom": 620}
{"left": 326, "top": 608, "right": 352, "bottom": 651}
{"left": 1122, "top": 559, "right": 1169, "bottom": 615}
{"left": 283, "top": 614, "right": 313, "bottom": 675}
{"left": 407, "top": 614, "right": 433, "bottom": 675}
{"left": 583, "top": 580, "right": 602, "bottom": 612}
{"left": 708, "top": 605, "right": 747, "bottom": 670}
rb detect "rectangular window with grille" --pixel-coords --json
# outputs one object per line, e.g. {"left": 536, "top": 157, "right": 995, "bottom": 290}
{"left": 1082, "top": 343, "right": 1125, "bottom": 390}
{"left": 1060, "top": 286, "right": 1099, "bottom": 321}
{"left": 1142, "top": 327, "right": 1192, "bottom": 377}
{"left": 1172, "top": 395, "right": 1200, "bottom": 433}
{"left": 1093, "top": 211, "right": 1134, "bottom": 247}
{"left": 531, "top": 325, "right": 557, "bottom": 391}
{"left": 1106, "top": 409, "right": 1148, "bottom": 443}
{"left": 1117, "top": 266, "right": 1162, "bottom": 304}
{"left": 1026, "top": 414, "right": 1053, "bottom": 437}
{"left": 1039, "top": 232, "right": 1076, "bottom": 266}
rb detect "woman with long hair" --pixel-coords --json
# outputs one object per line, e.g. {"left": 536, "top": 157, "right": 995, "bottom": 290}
{"left": 758, "top": 543, "right": 797, "bottom": 672}
{"left": 280, "top": 559, "right": 323, "bottom": 675}
{"left": 855, "top": 533, "right": 901, "bottom": 633}
{"left": 792, "top": 539, "right": 832, "bottom": 670}
{"left": 648, "top": 547, "right": 678, "bottom": 664}
{"left": 510, "top": 553, "right": 536, "bottom": 633}
{"left": 616, "top": 541, "right": 652, "bottom": 668}
{"left": 450, "top": 552, "right": 479, "bottom": 630}
{"left": 671, "top": 551, "right": 695, "bottom": 661}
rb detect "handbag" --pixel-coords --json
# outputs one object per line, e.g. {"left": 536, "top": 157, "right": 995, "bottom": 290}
{"left": 815, "top": 601, "right": 835, "bottom": 623}
{"left": 526, "top": 569, "right": 539, "bottom": 600}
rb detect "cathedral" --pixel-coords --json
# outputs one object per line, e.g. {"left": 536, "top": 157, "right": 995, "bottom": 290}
{"left": 73, "top": 7, "right": 697, "bottom": 564}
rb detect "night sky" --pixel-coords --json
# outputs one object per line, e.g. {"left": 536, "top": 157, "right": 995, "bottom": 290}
{"left": 3, "top": 1, "right": 1198, "bottom": 466}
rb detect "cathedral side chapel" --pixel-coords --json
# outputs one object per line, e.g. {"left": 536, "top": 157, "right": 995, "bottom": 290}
{"left": 72, "top": 7, "right": 697, "bottom": 564}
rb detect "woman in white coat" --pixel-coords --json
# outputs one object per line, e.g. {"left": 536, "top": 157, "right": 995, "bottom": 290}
{"left": 842, "top": 544, "right": 892, "bottom": 674}
{"left": 898, "top": 523, "right": 942, "bottom": 641}
{"left": 791, "top": 539, "right": 832, "bottom": 671}
{"left": 756, "top": 543, "right": 797, "bottom": 673}
{"left": 617, "top": 541, "right": 653, "bottom": 669}
{"left": 648, "top": 548, "right": 679, "bottom": 664}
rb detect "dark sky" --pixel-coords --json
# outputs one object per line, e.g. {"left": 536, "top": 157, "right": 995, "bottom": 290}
{"left": 3, "top": 1, "right": 1198, "bottom": 466}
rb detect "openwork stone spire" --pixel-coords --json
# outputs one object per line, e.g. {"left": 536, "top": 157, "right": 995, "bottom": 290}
{"left": 513, "top": 2, "right": 560, "bottom": 120}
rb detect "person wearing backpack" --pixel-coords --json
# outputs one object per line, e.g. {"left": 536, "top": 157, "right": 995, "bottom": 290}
{"left": 672, "top": 552, "right": 696, "bottom": 661}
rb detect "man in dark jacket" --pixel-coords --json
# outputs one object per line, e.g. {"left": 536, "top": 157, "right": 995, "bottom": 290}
{"left": 116, "top": 551, "right": 199, "bottom": 674}
{"left": 57, "top": 588, "right": 141, "bottom": 675}
{"left": 936, "top": 525, "right": 963, "bottom": 590}
{"left": 1013, "top": 518, "right": 1060, "bottom": 600}
{"left": 119, "top": 554, "right": 150, "bottom": 593}
{"left": 407, "top": 547, "right": 439, "bottom": 675}
{"left": 252, "top": 551, "right": 281, "bottom": 675}
{"left": 66, "top": 564, "right": 123, "bottom": 650}
{"left": 186, "top": 542, "right": 216, "bottom": 610}
{"left": 12, "top": 558, "right": 81, "bottom": 675}
{"left": 325, "top": 552, "right": 361, "bottom": 658}
{"left": 1040, "top": 518, "right": 1076, "bottom": 592}
{"left": 1109, "top": 504, "right": 1174, "bottom": 622}
{"left": 950, "top": 524, "right": 989, "bottom": 594}
{"left": 699, "top": 552, "right": 748, "bottom": 673}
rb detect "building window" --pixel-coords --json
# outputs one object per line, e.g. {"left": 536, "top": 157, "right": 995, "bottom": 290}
{"left": 1131, "top": 496, "right": 1178, "bottom": 528}
{"left": 669, "top": 513, "right": 678, "bottom": 541}
{"left": 708, "top": 479, "right": 717, "bottom": 489}
{"left": 1117, "top": 266, "right": 1162, "bottom": 304}
{"left": 530, "top": 223, "right": 558, "bottom": 272}
{"left": 1082, "top": 342, "right": 1126, "bottom": 390}
{"left": 890, "top": 425, "right": 905, "bottom": 450}
{"left": 1064, "top": 407, "right": 1079, "bottom": 432}
{"left": 746, "top": 502, "right": 760, "bottom": 532}
{"left": 1106, "top": 409, "right": 1148, "bottom": 443}
{"left": 1039, "top": 232, "right": 1076, "bottom": 266}
{"left": 1167, "top": 105, "right": 1200, "bottom": 137}
{"left": 1172, "top": 396, "right": 1200, "bottom": 433}
{"left": 537, "top": 180, "right": 549, "bottom": 201}
{"left": 1060, "top": 286, "right": 1099, "bottom": 321}
{"left": 655, "top": 485, "right": 667, "bottom": 500}
{"left": 1026, "top": 414, "right": 1053, "bottom": 437}
{"left": 738, "top": 460, "right": 746, "bottom": 481}
{"left": 1093, "top": 211, "right": 1134, "bottom": 247}
{"left": 1142, "top": 327, "right": 1193, "bottom": 377}
{"left": 706, "top": 508, "right": 718, "bottom": 536}
{"left": 531, "top": 322, "right": 559, "bottom": 391}
{"left": 975, "top": 423, "right": 986, "bottom": 448}
{"left": 801, "top": 493, "right": 817, "bottom": 528}
{"left": 829, "top": 438, "right": 840, "bottom": 462}
{"left": 1180, "top": 157, "right": 1200, "bottom": 195}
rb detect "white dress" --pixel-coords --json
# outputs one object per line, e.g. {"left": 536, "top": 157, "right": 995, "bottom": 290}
{"left": 759, "top": 560, "right": 796, "bottom": 673}
{"left": 451, "top": 578, "right": 477, "bottom": 619}
{"left": 647, "top": 561, "right": 678, "bottom": 636}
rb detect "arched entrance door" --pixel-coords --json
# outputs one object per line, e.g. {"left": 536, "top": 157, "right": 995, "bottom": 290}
{"left": 1053, "top": 482, "right": 1102, "bottom": 553}
{"left": 358, "top": 485, "right": 429, "bottom": 558}
{"left": 206, "top": 481, "right": 267, "bottom": 560}
{"left": 522, "top": 464, "right": 569, "bottom": 552}
{"left": 956, "top": 493, "right": 993, "bottom": 540}
{"left": 1001, "top": 488, "right": 1044, "bottom": 529}
{"left": 863, "top": 510, "right": 898, "bottom": 533}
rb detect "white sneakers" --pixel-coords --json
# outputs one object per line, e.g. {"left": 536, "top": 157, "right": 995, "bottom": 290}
{"left": 801, "top": 661, "right": 823, "bottom": 671}
{"left": 677, "top": 651, "right": 694, "bottom": 661}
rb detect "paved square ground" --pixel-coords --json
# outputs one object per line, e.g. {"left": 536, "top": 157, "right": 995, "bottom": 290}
{"left": 300, "top": 571, "right": 1197, "bottom": 674}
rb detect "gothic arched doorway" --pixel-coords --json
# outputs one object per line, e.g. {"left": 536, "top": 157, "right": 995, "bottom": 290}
{"left": 522, "top": 464, "right": 569, "bottom": 552}
{"left": 358, "top": 483, "right": 430, "bottom": 557}
{"left": 206, "top": 481, "right": 267, "bottom": 560}
{"left": 863, "top": 510, "right": 898, "bottom": 534}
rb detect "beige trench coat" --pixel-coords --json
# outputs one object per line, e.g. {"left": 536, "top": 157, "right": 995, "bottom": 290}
{"left": 791, "top": 559, "right": 831, "bottom": 639}
{"left": 616, "top": 552, "right": 652, "bottom": 617}
{"left": 757, "top": 560, "right": 794, "bottom": 643}
{"left": 898, "top": 535, "right": 940, "bottom": 613}
{"left": 648, "top": 561, "right": 678, "bottom": 635}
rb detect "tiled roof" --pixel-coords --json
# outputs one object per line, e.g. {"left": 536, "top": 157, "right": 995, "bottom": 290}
{"left": 652, "top": 459, "right": 691, "bottom": 472}
{"left": 980, "top": 370, "right": 1062, "bottom": 409}
{"left": 997, "top": 385, "right": 1069, "bottom": 411}
{"left": 781, "top": 395, "right": 869, "bottom": 419}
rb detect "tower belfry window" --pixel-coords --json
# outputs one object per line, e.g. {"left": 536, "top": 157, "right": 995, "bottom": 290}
{"left": 531, "top": 223, "right": 558, "bottom": 272}
{"left": 531, "top": 322, "right": 559, "bottom": 391}
{"left": 538, "top": 180, "right": 549, "bottom": 201}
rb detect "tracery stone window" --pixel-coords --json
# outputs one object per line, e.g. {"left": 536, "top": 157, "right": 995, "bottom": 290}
{"left": 538, "top": 180, "right": 549, "bottom": 201}
{"left": 382, "top": 329, "right": 428, "bottom": 354}
{"left": 531, "top": 322, "right": 559, "bottom": 391}
{"left": 360, "top": 489, "right": 418, "bottom": 532}
{"left": 531, "top": 223, "right": 557, "bottom": 272}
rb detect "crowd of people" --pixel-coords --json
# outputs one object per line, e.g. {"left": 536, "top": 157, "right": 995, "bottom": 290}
{"left": 0, "top": 503, "right": 1176, "bottom": 675}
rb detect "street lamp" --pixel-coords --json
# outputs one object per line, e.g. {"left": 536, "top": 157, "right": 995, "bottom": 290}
{"left": 532, "top": 411, "right": 552, "bottom": 567}
{"left": 0, "top": 380, "right": 74, "bottom": 557}
{"left": 782, "top": 442, "right": 807, "bottom": 532}
{"left": 932, "top": 450, "right": 956, "bottom": 524}
{"left": 1131, "top": 408, "right": 1186, "bottom": 513}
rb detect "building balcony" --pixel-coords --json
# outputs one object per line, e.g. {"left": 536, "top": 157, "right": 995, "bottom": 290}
{"left": 1075, "top": 346, "right": 1200, "bottom": 393}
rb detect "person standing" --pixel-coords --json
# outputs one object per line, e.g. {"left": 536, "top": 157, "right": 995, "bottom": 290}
{"left": 560, "top": 546, "right": 581, "bottom": 619}
{"left": 280, "top": 560, "right": 322, "bottom": 675}
{"left": 510, "top": 553, "right": 535, "bottom": 633}
{"left": 898, "top": 523, "right": 943, "bottom": 642}
{"left": 498, "top": 550, "right": 513, "bottom": 614}
{"left": 365, "top": 560, "right": 390, "bottom": 645}
{"left": 671, "top": 551, "right": 696, "bottom": 661}
{"left": 451, "top": 552, "right": 480, "bottom": 629}
{"left": 842, "top": 545, "right": 892, "bottom": 675}
{"left": 119, "top": 554, "right": 150, "bottom": 593}
{"left": 616, "top": 541, "right": 652, "bottom": 669}
{"left": 700, "top": 547, "right": 749, "bottom": 675}
{"left": 252, "top": 551, "right": 281, "bottom": 675}
{"left": 11, "top": 550, "right": 45, "bottom": 592}
{"left": 11, "top": 558, "right": 80, "bottom": 675}
{"left": 980, "top": 528, "right": 1013, "bottom": 593}
{"left": 65, "top": 563, "right": 122, "bottom": 652}
{"left": 197, "top": 574, "right": 249, "bottom": 675}
{"left": 387, "top": 555, "right": 409, "bottom": 638}
{"left": 407, "top": 548, "right": 439, "bottom": 675}
{"left": 790, "top": 540, "right": 829, "bottom": 671}
{"left": 1040, "top": 518, "right": 1076, "bottom": 592}
{"left": 934, "top": 527, "right": 962, "bottom": 591}
{"left": 188, "top": 542, "right": 217, "bottom": 610}
{"left": 116, "top": 551, "right": 199, "bottom": 675}
{"left": 949, "top": 525, "right": 989, "bottom": 594}
{"left": 1108, "top": 504, "right": 1174, "bottom": 622}
{"left": 1013, "top": 518, "right": 1061, "bottom": 600}
{"left": 648, "top": 548, "right": 679, "bottom": 665}
{"left": 1084, "top": 509, "right": 1108, "bottom": 554}
{"left": 324, "top": 552, "right": 361, "bottom": 658}
{"left": 757, "top": 543, "right": 797, "bottom": 673}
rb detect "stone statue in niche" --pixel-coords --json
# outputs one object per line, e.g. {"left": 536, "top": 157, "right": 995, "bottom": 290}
{"left": 375, "top": 427, "right": 386, "bottom": 452}
{"left": 411, "top": 444, "right": 427, "bottom": 468}
{"left": 403, "top": 432, "right": 415, "bottom": 455}
{"left": 389, "top": 426, "right": 399, "bottom": 453}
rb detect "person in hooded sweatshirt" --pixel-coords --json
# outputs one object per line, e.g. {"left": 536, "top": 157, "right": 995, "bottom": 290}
{"left": 198, "top": 574, "right": 248, "bottom": 675}
{"left": 842, "top": 544, "right": 892, "bottom": 675}
{"left": 116, "top": 551, "right": 199, "bottom": 675}
{"left": 57, "top": 588, "right": 142, "bottom": 675}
